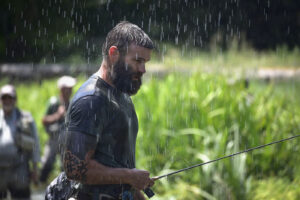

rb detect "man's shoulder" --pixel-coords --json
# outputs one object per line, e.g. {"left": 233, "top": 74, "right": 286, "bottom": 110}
{"left": 72, "top": 75, "right": 99, "bottom": 102}
{"left": 72, "top": 75, "right": 110, "bottom": 104}
{"left": 49, "top": 96, "right": 59, "bottom": 105}
{"left": 43, "top": 96, "right": 60, "bottom": 114}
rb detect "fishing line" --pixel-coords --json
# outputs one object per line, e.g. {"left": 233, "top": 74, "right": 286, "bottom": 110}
{"left": 153, "top": 134, "right": 300, "bottom": 180}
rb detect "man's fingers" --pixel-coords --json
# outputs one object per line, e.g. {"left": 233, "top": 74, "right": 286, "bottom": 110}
{"left": 129, "top": 168, "right": 155, "bottom": 190}
{"left": 148, "top": 179, "right": 155, "bottom": 187}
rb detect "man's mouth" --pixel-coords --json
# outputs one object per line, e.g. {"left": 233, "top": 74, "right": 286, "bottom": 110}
{"left": 132, "top": 75, "right": 140, "bottom": 81}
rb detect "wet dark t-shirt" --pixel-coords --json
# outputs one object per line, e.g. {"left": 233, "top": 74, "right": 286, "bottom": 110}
{"left": 65, "top": 74, "right": 138, "bottom": 195}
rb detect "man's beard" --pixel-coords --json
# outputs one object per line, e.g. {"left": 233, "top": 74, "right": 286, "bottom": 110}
{"left": 2, "top": 104, "right": 15, "bottom": 114}
{"left": 110, "top": 58, "right": 143, "bottom": 96}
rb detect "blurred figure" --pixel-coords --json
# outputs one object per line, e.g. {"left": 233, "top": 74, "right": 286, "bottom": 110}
{"left": 39, "top": 76, "right": 76, "bottom": 183}
{"left": 0, "top": 84, "right": 40, "bottom": 200}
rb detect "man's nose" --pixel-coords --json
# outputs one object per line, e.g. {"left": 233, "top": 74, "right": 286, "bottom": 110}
{"left": 138, "top": 64, "right": 146, "bottom": 74}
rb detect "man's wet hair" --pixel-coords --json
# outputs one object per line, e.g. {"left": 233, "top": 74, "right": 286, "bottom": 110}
{"left": 102, "top": 21, "right": 154, "bottom": 59}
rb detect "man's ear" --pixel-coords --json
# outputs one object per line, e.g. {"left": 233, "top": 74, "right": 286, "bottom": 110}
{"left": 108, "top": 46, "right": 120, "bottom": 64}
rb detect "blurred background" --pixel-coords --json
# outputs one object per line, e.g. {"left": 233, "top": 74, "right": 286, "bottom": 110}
{"left": 0, "top": 0, "right": 300, "bottom": 199}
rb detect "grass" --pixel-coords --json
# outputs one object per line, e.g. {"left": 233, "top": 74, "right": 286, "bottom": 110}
{"left": 133, "top": 73, "right": 300, "bottom": 199}
{"left": 249, "top": 176, "right": 300, "bottom": 200}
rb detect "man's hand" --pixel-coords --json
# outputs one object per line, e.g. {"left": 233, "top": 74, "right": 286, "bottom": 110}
{"left": 56, "top": 105, "right": 66, "bottom": 118}
{"left": 42, "top": 105, "right": 66, "bottom": 126}
{"left": 128, "top": 168, "right": 155, "bottom": 191}
{"left": 134, "top": 190, "right": 146, "bottom": 200}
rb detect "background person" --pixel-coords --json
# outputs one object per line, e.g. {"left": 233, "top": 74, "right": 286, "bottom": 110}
{"left": 39, "top": 76, "right": 76, "bottom": 183}
{"left": 0, "top": 84, "right": 40, "bottom": 200}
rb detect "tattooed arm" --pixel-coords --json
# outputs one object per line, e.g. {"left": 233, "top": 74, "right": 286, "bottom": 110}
{"left": 63, "top": 130, "right": 154, "bottom": 190}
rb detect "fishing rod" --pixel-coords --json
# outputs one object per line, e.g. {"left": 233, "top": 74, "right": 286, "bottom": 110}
{"left": 153, "top": 134, "right": 300, "bottom": 180}
{"left": 144, "top": 134, "right": 300, "bottom": 198}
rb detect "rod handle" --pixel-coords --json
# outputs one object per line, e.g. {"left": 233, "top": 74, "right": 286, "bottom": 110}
{"left": 143, "top": 187, "right": 155, "bottom": 198}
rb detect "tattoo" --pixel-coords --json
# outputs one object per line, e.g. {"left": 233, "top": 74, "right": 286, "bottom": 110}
{"left": 64, "top": 150, "right": 88, "bottom": 182}
{"left": 63, "top": 131, "right": 97, "bottom": 183}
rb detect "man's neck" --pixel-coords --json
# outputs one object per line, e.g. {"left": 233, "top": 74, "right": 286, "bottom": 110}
{"left": 98, "top": 60, "right": 114, "bottom": 87}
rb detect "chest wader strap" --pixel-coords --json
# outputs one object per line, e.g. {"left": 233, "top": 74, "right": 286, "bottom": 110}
{"left": 15, "top": 109, "right": 35, "bottom": 153}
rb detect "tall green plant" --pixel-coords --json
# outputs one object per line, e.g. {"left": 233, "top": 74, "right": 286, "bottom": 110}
{"left": 134, "top": 73, "right": 300, "bottom": 199}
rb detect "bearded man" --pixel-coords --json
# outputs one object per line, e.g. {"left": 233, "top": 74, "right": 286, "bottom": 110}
{"left": 46, "top": 21, "right": 155, "bottom": 200}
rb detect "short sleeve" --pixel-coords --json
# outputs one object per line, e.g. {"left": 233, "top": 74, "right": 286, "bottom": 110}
{"left": 45, "top": 96, "right": 59, "bottom": 115}
{"left": 66, "top": 95, "right": 107, "bottom": 137}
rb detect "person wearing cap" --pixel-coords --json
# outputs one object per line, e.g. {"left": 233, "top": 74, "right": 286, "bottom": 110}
{"left": 0, "top": 84, "right": 41, "bottom": 200}
{"left": 39, "top": 76, "right": 76, "bottom": 183}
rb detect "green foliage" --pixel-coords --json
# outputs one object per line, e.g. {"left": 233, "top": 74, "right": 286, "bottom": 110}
{"left": 249, "top": 176, "right": 300, "bottom": 200}
{"left": 133, "top": 73, "right": 300, "bottom": 199}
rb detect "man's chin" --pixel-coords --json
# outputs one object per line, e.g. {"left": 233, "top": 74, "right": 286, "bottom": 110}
{"left": 127, "top": 85, "right": 141, "bottom": 96}
{"left": 126, "top": 84, "right": 142, "bottom": 95}
{"left": 3, "top": 106, "right": 14, "bottom": 113}
{"left": 130, "top": 81, "right": 142, "bottom": 95}
{"left": 113, "top": 78, "right": 142, "bottom": 95}
{"left": 128, "top": 89, "right": 139, "bottom": 96}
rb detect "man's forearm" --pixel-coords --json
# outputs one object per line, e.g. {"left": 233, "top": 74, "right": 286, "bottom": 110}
{"left": 42, "top": 105, "right": 65, "bottom": 126}
{"left": 42, "top": 113, "right": 61, "bottom": 125}
{"left": 134, "top": 190, "right": 146, "bottom": 200}
{"left": 64, "top": 150, "right": 132, "bottom": 185}
{"left": 85, "top": 159, "right": 132, "bottom": 185}
{"left": 63, "top": 131, "right": 153, "bottom": 190}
